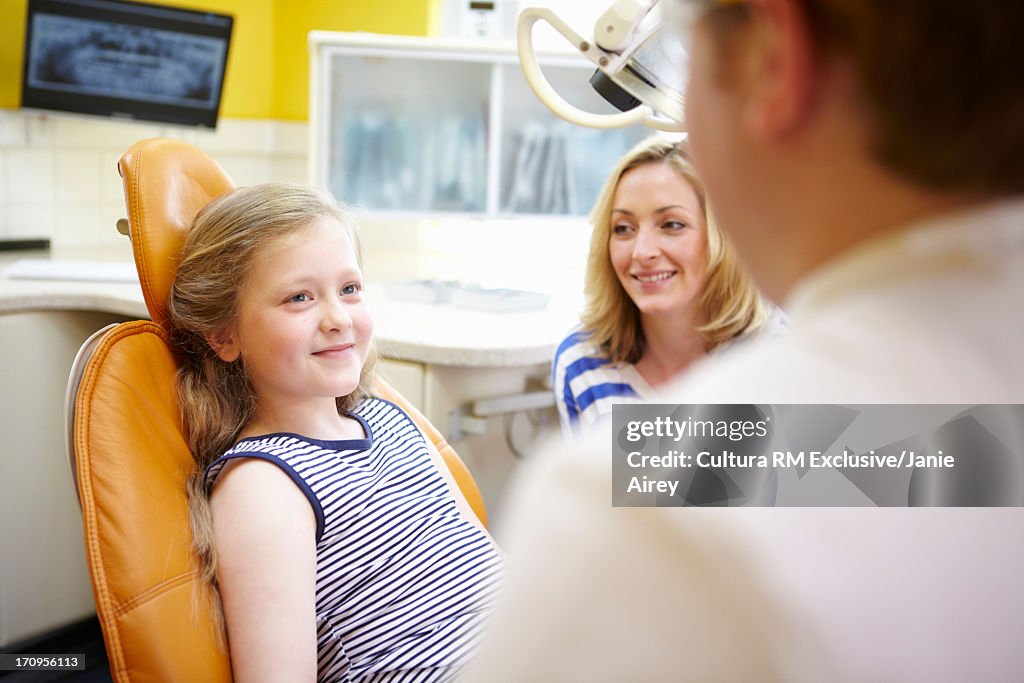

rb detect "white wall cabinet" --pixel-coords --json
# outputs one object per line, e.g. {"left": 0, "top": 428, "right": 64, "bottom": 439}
{"left": 309, "top": 32, "right": 647, "bottom": 218}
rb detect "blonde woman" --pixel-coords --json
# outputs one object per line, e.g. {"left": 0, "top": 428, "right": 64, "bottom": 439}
{"left": 552, "top": 137, "right": 783, "bottom": 435}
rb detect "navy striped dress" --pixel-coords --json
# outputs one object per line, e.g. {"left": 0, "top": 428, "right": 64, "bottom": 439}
{"left": 205, "top": 398, "right": 503, "bottom": 682}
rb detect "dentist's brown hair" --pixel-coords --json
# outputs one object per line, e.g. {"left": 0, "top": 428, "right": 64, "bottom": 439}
{"left": 703, "top": 0, "right": 1024, "bottom": 195}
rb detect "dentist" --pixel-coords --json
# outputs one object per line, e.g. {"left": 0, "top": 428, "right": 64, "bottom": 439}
{"left": 470, "top": 0, "right": 1024, "bottom": 680}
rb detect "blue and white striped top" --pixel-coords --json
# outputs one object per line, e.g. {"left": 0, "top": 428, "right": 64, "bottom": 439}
{"left": 205, "top": 398, "right": 503, "bottom": 683}
{"left": 552, "top": 330, "right": 655, "bottom": 437}
{"left": 553, "top": 310, "right": 788, "bottom": 437}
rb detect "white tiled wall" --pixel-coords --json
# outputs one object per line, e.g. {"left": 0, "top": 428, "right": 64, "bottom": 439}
{"left": 0, "top": 109, "right": 308, "bottom": 247}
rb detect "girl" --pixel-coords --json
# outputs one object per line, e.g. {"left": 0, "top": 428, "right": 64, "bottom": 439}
{"left": 553, "top": 137, "right": 784, "bottom": 435}
{"left": 168, "top": 183, "right": 503, "bottom": 682}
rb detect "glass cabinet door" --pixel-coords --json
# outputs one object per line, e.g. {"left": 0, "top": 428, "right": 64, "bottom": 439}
{"left": 327, "top": 52, "right": 492, "bottom": 213}
{"left": 497, "top": 60, "right": 648, "bottom": 217}
{"left": 315, "top": 36, "right": 652, "bottom": 218}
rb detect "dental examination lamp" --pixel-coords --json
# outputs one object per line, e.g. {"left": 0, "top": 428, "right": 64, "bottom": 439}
{"left": 517, "top": 0, "right": 688, "bottom": 131}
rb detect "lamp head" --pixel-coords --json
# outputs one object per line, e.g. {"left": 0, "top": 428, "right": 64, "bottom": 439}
{"left": 517, "top": 0, "right": 690, "bottom": 131}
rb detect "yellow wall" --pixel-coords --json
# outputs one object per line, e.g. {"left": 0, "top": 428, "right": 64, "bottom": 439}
{"left": 271, "top": 3, "right": 432, "bottom": 120}
{"left": 0, "top": 0, "right": 28, "bottom": 110}
{"left": 0, "top": 0, "right": 431, "bottom": 121}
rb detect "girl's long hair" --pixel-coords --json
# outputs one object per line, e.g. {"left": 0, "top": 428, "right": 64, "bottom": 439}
{"left": 166, "top": 183, "right": 377, "bottom": 636}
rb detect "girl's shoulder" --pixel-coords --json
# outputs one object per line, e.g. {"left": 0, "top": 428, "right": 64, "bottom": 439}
{"left": 351, "top": 396, "right": 423, "bottom": 445}
{"left": 352, "top": 395, "right": 409, "bottom": 425}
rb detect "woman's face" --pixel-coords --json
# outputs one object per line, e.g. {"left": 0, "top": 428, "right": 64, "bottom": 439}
{"left": 608, "top": 162, "right": 708, "bottom": 322}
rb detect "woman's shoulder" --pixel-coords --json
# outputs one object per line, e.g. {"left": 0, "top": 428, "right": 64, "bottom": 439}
{"left": 717, "top": 305, "right": 790, "bottom": 355}
{"left": 553, "top": 325, "right": 608, "bottom": 366}
{"left": 753, "top": 305, "right": 790, "bottom": 340}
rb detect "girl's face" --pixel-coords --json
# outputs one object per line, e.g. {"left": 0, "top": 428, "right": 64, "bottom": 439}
{"left": 607, "top": 162, "right": 708, "bottom": 322}
{"left": 213, "top": 217, "right": 372, "bottom": 412}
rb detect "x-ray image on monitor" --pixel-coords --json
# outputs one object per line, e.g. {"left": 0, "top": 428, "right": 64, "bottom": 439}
{"left": 21, "top": 0, "right": 233, "bottom": 128}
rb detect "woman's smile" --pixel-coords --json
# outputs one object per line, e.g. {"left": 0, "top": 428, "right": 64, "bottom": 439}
{"left": 632, "top": 269, "right": 678, "bottom": 285}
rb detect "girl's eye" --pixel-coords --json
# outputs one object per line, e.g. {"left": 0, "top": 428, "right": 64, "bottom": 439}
{"left": 288, "top": 292, "right": 312, "bottom": 303}
{"left": 341, "top": 283, "right": 362, "bottom": 296}
{"left": 663, "top": 220, "right": 687, "bottom": 231}
{"left": 612, "top": 223, "right": 636, "bottom": 236}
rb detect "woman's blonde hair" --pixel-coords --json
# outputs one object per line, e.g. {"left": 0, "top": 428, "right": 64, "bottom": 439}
{"left": 167, "top": 182, "right": 377, "bottom": 635}
{"left": 581, "top": 136, "right": 766, "bottom": 364}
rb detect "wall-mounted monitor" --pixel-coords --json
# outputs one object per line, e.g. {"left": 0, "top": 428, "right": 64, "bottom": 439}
{"left": 21, "top": 0, "right": 233, "bottom": 128}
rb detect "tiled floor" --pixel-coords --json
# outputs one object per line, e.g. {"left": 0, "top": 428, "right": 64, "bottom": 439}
{"left": 0, "top": 618, "right": 111, "bottom": 682}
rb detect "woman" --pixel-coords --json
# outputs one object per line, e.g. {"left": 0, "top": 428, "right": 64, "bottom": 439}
{"left": 553, "top": 136, "right": 782, "bottom": 435}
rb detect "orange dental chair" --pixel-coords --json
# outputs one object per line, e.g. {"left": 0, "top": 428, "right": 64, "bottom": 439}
{"left": 65, "top": 138, "right": 487, "bottom": 682}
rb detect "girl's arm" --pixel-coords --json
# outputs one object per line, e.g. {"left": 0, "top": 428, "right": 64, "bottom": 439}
{"left": 210, "top": 459, "right": 318, "bottom": 683}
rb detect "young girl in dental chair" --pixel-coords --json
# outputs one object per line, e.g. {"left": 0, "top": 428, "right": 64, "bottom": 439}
{"left": 168, "top": 183, "right": 503, "bottom": 682}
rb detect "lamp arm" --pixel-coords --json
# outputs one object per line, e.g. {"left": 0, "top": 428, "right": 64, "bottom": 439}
{"left": 517, "top": 7, "right": 685, "bottom": 132}
{"left": 594, "top": 0, "right": 658, "bottom": 52}
{"left": 517, "top": 7, "right": 650, "bottom": 130}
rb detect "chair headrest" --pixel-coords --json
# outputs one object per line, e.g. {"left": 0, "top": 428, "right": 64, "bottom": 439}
{"left": 118, "top": 138, "right": 235, "bottom": 328}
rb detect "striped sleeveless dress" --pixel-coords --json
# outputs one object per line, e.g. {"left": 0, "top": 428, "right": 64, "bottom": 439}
{"left": 206, "top": 398, "right": 503, "bottom": 682}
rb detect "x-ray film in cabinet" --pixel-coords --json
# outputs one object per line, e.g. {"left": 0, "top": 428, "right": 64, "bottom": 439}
{"left": 313, "top": 34, "right": 647, "bottom": 219}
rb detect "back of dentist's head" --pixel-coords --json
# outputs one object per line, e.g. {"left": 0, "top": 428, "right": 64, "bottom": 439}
{"left": 702, "top": 0, "right": 1024, "bottom": 195}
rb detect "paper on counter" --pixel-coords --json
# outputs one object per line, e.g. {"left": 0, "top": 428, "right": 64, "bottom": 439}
{"left": 3, "top": 259, "right": 138, "bottom": 283}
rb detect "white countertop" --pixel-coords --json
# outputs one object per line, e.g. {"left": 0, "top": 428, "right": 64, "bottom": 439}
{"left": 0, "top": 245, "right": 581, "bottom": 368}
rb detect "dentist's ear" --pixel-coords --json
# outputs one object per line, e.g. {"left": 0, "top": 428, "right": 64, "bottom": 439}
{"left": 206, "top": 327, "right": 241, "bottom": 363}
{"left": 741, "top": 0, "right": 819, "bottom": 139}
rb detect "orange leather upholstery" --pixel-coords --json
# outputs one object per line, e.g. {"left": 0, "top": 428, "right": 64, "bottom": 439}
{"left": 119, "top": 138, "right": 234, "bottom": 329}
{"left": 71, "top": 138, "right": 486, "bottom": 682}
{"left": 74, "top": 320, "right": 233, "bottom": 682}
